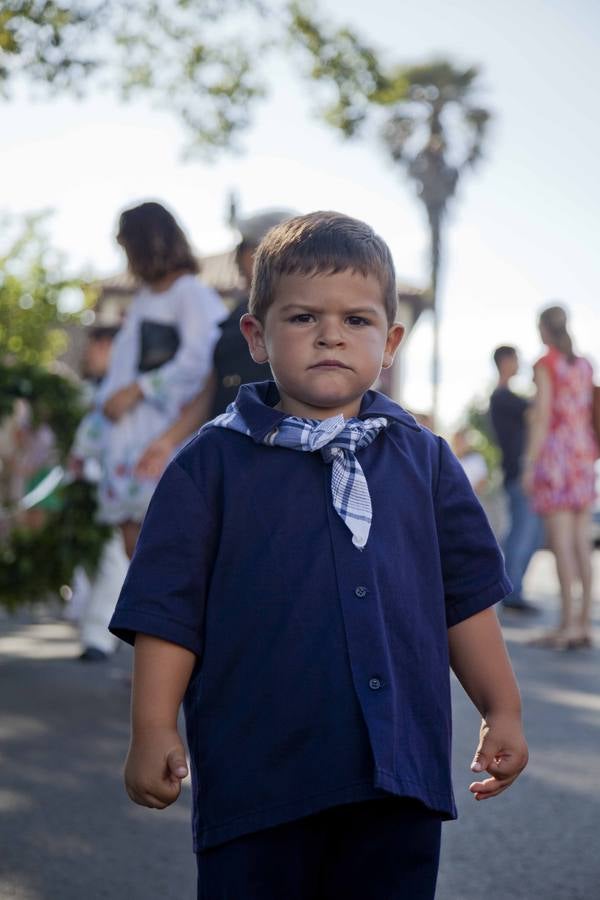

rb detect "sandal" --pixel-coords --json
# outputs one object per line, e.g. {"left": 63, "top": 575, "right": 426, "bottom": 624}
{"left": 528, "top": 629, "right": 570, "bottom": 649}
{"left": 566, "top": 629, "right": 594, "bottom": 649}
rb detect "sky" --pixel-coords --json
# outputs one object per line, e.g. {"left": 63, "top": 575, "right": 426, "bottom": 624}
{"left": 3, "top": 0, "right": 599, "bottom": 428}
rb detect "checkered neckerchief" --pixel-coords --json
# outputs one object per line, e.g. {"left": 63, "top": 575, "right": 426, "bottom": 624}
{"left": 212, "top": 403, "right": 389, "bottom": 549}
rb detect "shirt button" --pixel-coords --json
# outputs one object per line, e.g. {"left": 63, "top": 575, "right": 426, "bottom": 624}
{"left": 355, "top": 585, "right": 367, "bottom": 598}
{"left": 368, "top": 677, "right": 382, "bottom": 691}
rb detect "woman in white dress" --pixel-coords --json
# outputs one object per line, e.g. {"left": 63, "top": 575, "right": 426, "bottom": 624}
{"left": 97, "top": 201, "right": 225, "bottom": 556}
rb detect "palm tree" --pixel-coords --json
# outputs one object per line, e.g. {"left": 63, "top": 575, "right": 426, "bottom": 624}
{"left": 379, "top": 62, "right": 491, "bottom": 421}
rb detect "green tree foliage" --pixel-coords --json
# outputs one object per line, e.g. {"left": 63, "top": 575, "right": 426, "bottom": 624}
{"left": 0, "top": 1, "right": 102, "bottom": 90}
{"left": 0, "top": 478, "right": 111, "bottom": 610}
{"left": 286, "top": 3, "right": 398, "bottom": 136}
{"left": 0, "top": 361, "right": 111, "bottom": 610}
{"left": 1, "top": 0, "right": 269, "bottom": 153}
{"left": 0, "top": 220, "right": 109, "bottom": 610}
{"left": 0, "top": 213, "right": 92, "bottom": 365}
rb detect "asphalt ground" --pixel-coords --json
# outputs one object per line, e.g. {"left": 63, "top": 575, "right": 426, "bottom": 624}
{"left": 1, "top": 549, "right": 598, "bottom": 899}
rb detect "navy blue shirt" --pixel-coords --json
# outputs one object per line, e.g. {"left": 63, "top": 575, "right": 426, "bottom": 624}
{"left": 110, "top": 382, "right": 511, "bottom": 851}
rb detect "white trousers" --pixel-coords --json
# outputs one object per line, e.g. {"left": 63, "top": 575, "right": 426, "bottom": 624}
{"left": 77, "top": 530, "right": 129, "bottom": 654}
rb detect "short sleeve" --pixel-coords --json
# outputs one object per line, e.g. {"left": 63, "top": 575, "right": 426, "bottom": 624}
{"left": 109, "top": 460, "right": 218, "bottom": 655}
{"left": 434, "top": 438, "right": 511, "bottom": 627}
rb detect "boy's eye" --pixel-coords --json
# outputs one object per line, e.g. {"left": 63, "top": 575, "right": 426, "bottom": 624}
{"left": 290, "top": 313, "right": 314, "bottom": 323}
{"left": 346, "top": 316, "right": 370, "bottom": 326}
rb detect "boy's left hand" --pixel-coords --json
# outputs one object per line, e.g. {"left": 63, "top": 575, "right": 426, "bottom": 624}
{"left": 469, "top": 713, "right": 528, "bottom": 800}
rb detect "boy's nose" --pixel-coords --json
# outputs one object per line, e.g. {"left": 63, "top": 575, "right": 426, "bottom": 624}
{"left": 316, "top": 322, "right": 344, "bottom": 347}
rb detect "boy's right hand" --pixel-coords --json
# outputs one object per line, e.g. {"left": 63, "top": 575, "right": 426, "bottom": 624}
{"left": 124, "top": 727, "right": 189, "bottom": 809}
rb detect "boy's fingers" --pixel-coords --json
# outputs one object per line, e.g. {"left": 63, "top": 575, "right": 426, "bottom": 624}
{"left": 126, "top": 784, "right": 160, "bottom": 807}
{"left": 128, "top": 781, "right": 181, "bottom": 808}
{"left": 469, "top": 761, "right": 519, "bottom": 800}
{"left": 471, "top": 755, "right": 508, "bottom": 778}
{"left": 471, "top": 736, "right": 512, "bottom": 775}
{"left": 166, "top": 748, "right": 188, "bottom": 780}
{"left": 470, "top": 729, "right": 494, "bottom": 773}
{"left": 470, "top": 746, "right": 492, "bottom": 774}
{"left": 471, "top": 749, "right": 528, "bottom": 783}
{"left": 469, "top": 772, "right": 517, "bottom": 800}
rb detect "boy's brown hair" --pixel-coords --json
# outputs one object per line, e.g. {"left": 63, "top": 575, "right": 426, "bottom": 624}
{"left": 117, "top": 201, "right": 199, "bottom": 285}
{"left": 249, "top": 211, "right": 398, "bottom": 324}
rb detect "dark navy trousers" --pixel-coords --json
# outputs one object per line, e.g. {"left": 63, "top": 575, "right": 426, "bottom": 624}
{"left": 196, "top": 798, "right": 442, "bottom": 900}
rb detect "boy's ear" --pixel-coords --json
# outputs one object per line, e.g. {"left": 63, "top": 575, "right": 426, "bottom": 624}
{"left": 240, "top": 313, "right": 269, "bottom": 364}
{"left": 382, "top": 323, "right": 405, "bottom": 369}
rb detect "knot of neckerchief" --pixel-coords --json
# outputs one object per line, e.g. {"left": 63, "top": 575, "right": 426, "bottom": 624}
{"left": 211, "top": 404, "right": 388, "bottom": 549}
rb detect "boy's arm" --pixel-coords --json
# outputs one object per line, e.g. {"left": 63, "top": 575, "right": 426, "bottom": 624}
{"left": 125, "top": 634, "right": 197, "bottom": 809}
{"left": 448, "top": 607, "right": 529, "bottom": 800}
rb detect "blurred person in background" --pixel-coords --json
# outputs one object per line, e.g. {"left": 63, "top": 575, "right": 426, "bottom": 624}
{"left": 79, "top": 326, "right": 119, "bottom": 400}
{"left": 68, "top": 326, "right": 129, "bottom": 661}
{"left": 5, "top": 402, "right": 58, "bottom": 532}
{"left": 451, "top": 427, "right": 488, "bottom": 497}
{"left": 490, "top": 345, "right": 543, "bottom": 613}
{"left": 524, "top": 305, "right": 598, "bottom": 649}
{"left": 97, "top": 201, "right": 225, "bottom": 558}
{"left": 135, "top": 209, "right": 295, "bottom": 478}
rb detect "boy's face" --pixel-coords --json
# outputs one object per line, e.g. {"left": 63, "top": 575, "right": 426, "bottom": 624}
{"left": 241, "top": 270, "right": 404, "bottom": 419}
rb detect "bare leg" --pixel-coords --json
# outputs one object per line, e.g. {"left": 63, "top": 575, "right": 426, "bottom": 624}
{"left": 545, "top": 510, "right": 576, "bottom": 632}
{"left": 573, "top": 507, "right": 593, "bottom": 640}
{"left": 120, "top": 520, "right": 141, "bottom": 560}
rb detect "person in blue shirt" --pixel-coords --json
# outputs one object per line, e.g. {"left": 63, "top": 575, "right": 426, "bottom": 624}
{"left": 110, "top": 211, "right": 528, "bottom": 900}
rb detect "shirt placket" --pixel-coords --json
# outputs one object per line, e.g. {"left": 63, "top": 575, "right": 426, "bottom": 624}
{"left": 323, "top": 472, "right": 396, "bottom": 779}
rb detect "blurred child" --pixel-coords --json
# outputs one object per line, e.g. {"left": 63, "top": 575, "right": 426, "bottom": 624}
{"left": 452, "top": 426, "right": 488, "bottom": 496}
{"left": 68, "top": 326, "right": 129, "bottom": 661}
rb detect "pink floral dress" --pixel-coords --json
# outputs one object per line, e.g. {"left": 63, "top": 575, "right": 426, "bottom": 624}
{"left": 531, "top": 346, "right": 597, "bottom": 514}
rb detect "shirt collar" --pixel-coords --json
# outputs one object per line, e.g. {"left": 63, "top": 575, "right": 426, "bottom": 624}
{"left": 235, "top": 381, "right": 421, "bottom": 444}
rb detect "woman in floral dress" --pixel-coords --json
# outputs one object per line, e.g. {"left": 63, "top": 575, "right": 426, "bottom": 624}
{"left": 523, "top": 305, "right": 597, "bottom": 648}
{"left": 97, "top": 201, "right": 225, "bottom": 557}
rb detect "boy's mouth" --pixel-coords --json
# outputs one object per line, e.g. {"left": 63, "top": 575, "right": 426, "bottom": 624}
{"left": 310, "top": 360, "right": 350, "bottom": 369}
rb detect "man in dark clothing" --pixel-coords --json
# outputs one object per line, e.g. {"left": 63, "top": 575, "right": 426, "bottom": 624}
{"left": 490, "top": 345, "right": 544, "bottom": 612}
{"left": 209, "top": 210, "right": 294, "bottom": 416}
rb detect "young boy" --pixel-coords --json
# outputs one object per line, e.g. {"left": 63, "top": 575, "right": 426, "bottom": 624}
{"left": 110, "top": 211, "right": 528, "bottom": 899}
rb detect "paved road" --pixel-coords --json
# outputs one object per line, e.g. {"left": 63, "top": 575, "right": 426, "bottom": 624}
{"left": 1, "top": 550, "right": 599, "bottom": 899}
